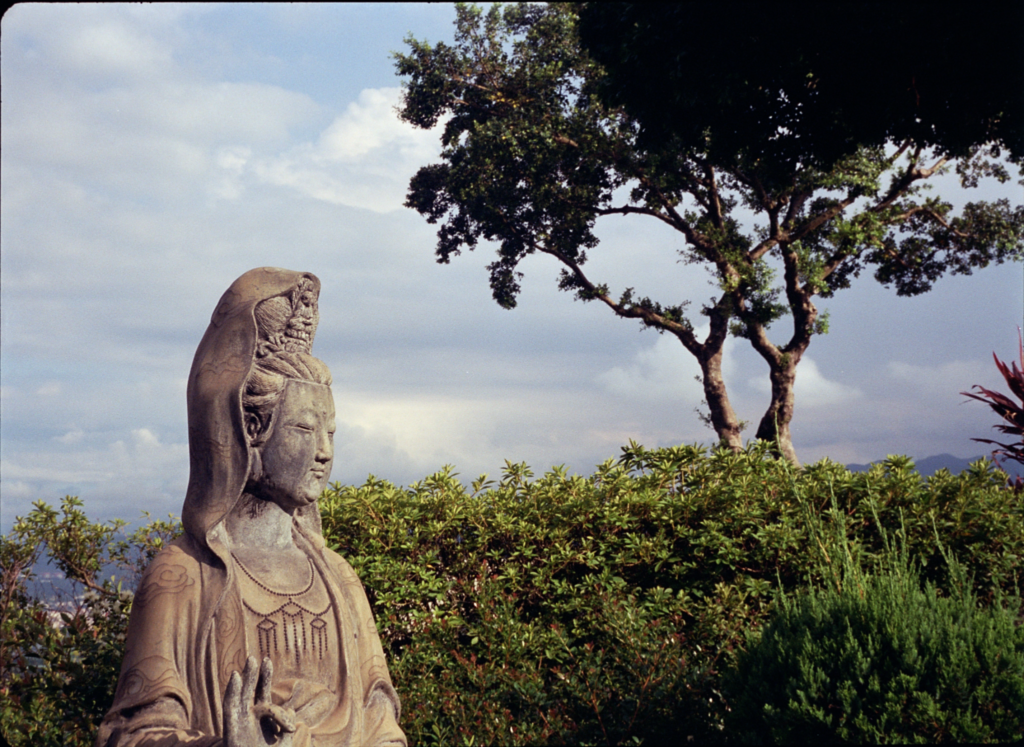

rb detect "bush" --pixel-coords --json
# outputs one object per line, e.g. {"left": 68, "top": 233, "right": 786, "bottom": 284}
{"left": 2, "top": 444, "right": 1022, "bottom": 744}
{"left": 725, "top": 505, "right": 1024, "bottom": 743}
{"left": 321, "top": 442, "right": 1024, "bottom": 745}
{"left": 321, "top": 457, "right": 723, "bottom": 745}
{"left": 0, "top": 498, "right": 178, "bottom": 747}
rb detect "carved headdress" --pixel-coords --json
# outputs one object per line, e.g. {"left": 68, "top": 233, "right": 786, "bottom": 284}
{"left": 183, "top": 267, "right": 326, "bottom": 552}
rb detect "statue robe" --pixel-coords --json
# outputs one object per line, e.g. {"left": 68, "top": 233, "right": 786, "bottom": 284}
{"left": 95, "top": 527, "right": 405, "bottom": 747}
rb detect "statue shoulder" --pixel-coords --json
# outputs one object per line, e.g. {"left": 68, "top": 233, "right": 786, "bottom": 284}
{"left": 319, "top": 546, "right": 363, "bottom": 584}
{"left": 132, "top": 537, "right": 204, "bottom": 608}
{"left": 319, "top": 547, "right": 381, "bottom": 605}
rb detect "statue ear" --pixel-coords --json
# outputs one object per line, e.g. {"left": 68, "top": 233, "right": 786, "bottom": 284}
{"left": 244, "top": 413, "right": 266, "bottom": 484}
{"left": 244, "top": 412, "right": 263, "bottom": 444}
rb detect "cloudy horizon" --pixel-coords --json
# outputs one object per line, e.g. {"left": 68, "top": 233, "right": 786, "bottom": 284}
{"left": 2, "top": 3, "right": 1022, "bottom": 532}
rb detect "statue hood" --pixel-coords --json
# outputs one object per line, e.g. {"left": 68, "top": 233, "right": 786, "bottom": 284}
{"left": 183, "top": 267, "right": 323, "bottom": 553}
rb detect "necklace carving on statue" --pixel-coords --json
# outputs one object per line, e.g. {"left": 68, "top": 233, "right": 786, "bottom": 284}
{"left": 232, "top": 552, "right": 333, "bottom": 668}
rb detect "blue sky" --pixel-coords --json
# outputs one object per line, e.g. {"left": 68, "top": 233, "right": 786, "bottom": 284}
{"left": 2, "top": 3, "right": 1022, "bottom": 531}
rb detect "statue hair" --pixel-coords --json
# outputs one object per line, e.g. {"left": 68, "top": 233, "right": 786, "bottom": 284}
{"left": 242, "top": 350, "right": 332, "bottom": 447}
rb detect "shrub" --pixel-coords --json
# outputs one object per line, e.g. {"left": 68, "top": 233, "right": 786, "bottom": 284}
{"left": 321, "top": 442, "right": 1024, "bottom": 745}
{"left": 2, "top": 444, "right": 1022, "bottom": 744}
{"left": 725, "top": 504, "right": 1024, "bottom": 743}
{"left": 0, "top": 498, "right": 177, "bottom": 747}
{"left": 321, "top": 459, "right": 723, "bottom": 745}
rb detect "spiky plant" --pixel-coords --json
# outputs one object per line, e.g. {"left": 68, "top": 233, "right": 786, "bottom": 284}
{"left": 963, "top": 329, "right": 1024, "bottom": 487}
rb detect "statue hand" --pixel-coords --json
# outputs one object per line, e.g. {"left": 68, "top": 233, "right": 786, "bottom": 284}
{"left": 224, "top": 656, "right": 297, "bottom": 747}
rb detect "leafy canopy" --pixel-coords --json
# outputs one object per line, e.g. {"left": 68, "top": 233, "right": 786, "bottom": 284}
{"left": 396, "top": 2, "right": 1022, "bottom": 325}
{"left": 579, "top": 3, "right": 1024, "bottom": 185}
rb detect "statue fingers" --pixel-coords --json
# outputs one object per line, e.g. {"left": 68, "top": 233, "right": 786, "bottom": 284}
{"left": 256, "top": 656, "right": 274, "bottom": 705}
{"left": 240, "top": 655, "right": 260, "bottom": 705}
{"left": 254, "top": 703, "right": 298, "bottom": 744}
{"left": 223, "top": 670, "right": 244, "bottom": 739}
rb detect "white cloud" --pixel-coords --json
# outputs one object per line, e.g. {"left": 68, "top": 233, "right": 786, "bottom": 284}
{"left": 332, "top": 419, "right": 421, "bottom": 486}
{"left": 5, "top": 80, "right": 319, "bottom": 201}
{"left": 54, "top": 428, "right": 85, "bottom": 445}
{"left": 250, "top": 87, "right": 445, "bottom": 212}
{"left": 139, "top": 81, "right": 319, "bottom": 145}
{"left": 3, "top": 9, "right": 321, "bottom": 206}
{"left": 748, "top": 357, "right": 862, "bottom": 407}
{"left": 5, "top": 4, "right": 178, "bottom": 86}
{"left": 596, "top": 331, "right": 736, "bottom": 403}
{"left": 1, "top": 456, "right": 116, "bottom": 486}
{"left": 0, "top": 481, "right": 34, "bottom": 499}
{"left": 209, "top": 146, "right": 252, "bottom": 200}
{"left": 316, "top": 89, "right": 415, "bottom": 162}
{"left": 335, "top": 393, "right": 503, "bottom": 474}
{"left": 0, "top": 426, "right": 189, "bottom": 527}
{"left": 36, "top": 382, "right": 62, "bottom": 397}
{"left": 888, "top": 360, "right": 992, "bottom": 398}
{"left": 131, "top": 427, "right": 162, "bottom": 449}
{"left": 60, "top": 18, "right": 174, "bottom": 81}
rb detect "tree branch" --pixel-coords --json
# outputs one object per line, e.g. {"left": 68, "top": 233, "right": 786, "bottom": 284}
{"left": 885, "top": 138, "right": 913, "bottom": 167}
{"left": 704, "top": 162, "right": 724, "bottom": 230}
{"left": 596, "top": 205, "right": 680, "bottom": 230}
{"left": 789, "top": 195, "right": 858, "bottom": 245}
{"left": 541, "top": 245, "right": 704, "bottom": 355}
{"left": 869, "top": 149, "right": 948, "bottom": 215}
{"left": 819, "top": 154, "right": 953, "bottom": 277}
{"left": 737, "top": 306, "right": 782, "bottom": 366}
{"left": 782, "top": 192, "right": 809, "bottom": 230}
{"left": 884, "top": 205, "right": 969, "bottom": 237}
{"left": 750, "top": 236, "right": 780, "bottom": 262}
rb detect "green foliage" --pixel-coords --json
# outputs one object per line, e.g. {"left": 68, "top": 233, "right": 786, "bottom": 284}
{"left": 579, "top": 4, "right": 1024, "bottom": 179}
{"left": 0, "top": 498, "right": 180, "bottom": 747}
{"left": 725, "top": 499, "right": 1024, "bottom": 743}
{"left": 321, "top": 443, "right": 1024, "bottom": 744}
{"left": 3, "top": 447, "right": 1022, "bottom": 744}
{"left": 396, "top": 3, "right": 616, "bottom": 311}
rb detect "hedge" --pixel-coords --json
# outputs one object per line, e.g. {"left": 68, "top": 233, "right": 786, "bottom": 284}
{"left": 2, "top": 442, "right": 1022, "bottom": 745}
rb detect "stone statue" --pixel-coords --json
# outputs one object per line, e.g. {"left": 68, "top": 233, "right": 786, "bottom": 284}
{"left": 97, "top": 268, "right": 406, "bottom": 747}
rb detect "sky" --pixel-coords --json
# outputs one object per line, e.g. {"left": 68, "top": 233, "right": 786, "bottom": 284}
{"left": 2, "top": 3, "right": 1022, "bottom": 531}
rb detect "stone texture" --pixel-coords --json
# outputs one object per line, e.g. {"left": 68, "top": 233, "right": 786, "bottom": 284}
{"left": 97, "top": 268, "right": 405, "bottom": 747}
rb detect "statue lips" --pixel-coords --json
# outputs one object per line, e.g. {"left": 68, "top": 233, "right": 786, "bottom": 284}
{"left": 308, "top": 464, "right": 329, "bottom": 491}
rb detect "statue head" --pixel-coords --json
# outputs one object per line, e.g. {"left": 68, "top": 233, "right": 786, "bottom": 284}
{"left": 242, "top": 349, "right": 335, "bottom": 512}
{"left": 183, "top": 268, "right": 334, "bottom": 550}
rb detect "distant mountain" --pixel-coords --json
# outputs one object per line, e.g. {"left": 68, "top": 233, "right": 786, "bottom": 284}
{"left": 846, "top": 453, "right": 1024, "bottom": 478}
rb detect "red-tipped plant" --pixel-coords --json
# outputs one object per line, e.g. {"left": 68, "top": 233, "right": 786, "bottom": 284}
{"left": 962, "top": 329, "right": 1024, "bottom": 486}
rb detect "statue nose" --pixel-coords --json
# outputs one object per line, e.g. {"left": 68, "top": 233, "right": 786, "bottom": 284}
{"left": 316, "top": 430, "right": 333, "bottom": 461}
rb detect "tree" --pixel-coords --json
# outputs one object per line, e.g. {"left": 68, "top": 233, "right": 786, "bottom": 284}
{"left": 578, "top": 4, "right": 1024, "bottom": 187}
{"left": 395, "top": 2, "right": 1024, "bottom": 464}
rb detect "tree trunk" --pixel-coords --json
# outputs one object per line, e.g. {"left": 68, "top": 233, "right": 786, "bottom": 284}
{"left": 700, "top": 345, "right": 745, "bottom": 452}
{"left": 754, "top": 352, "right": 801, "bottom": 465}
{"left": 740, "top": 241, "right": 819, "bottom": 466}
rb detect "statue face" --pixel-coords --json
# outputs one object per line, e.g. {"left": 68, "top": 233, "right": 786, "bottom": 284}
{"left": 254, "top": 380, "right": 336, "bottom": 511}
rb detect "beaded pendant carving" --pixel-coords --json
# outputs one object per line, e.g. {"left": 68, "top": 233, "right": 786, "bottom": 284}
{"left": 233, "top": 553, "right": 332, "bottom": 665}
